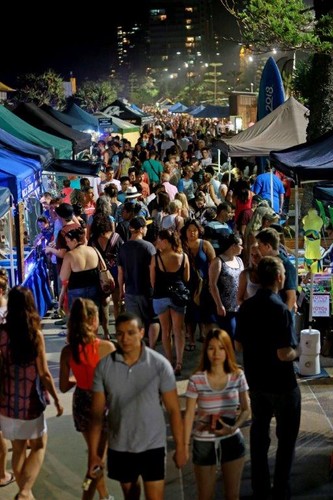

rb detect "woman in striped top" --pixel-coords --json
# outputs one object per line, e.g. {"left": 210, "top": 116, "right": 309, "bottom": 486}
{"left": 183, "top": 328, "right": 250, "bottom": 500}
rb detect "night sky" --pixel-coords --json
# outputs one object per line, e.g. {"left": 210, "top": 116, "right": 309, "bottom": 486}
{"left": 1, "top": 4, "right": 147, "bottom": 87}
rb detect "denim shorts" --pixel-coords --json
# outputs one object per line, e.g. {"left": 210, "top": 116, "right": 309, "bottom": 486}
{"left": 67, "top": 285, "right": 100, "bottom": 310}
{"left": 193, "top": 433, "right": 245, "bottom": 466}
{"left": 153, "top": 297, "right": 186, "bottom": 315}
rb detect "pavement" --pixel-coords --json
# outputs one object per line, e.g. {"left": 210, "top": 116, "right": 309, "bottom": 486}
{"left": 2, "top": 309, "right": 333, "bottom": 500}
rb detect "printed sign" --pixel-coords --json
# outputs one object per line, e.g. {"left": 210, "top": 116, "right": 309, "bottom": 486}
{"left": 312, "top": 294, "right": 330, "bottom": 317}
{"left": 98, "top": 117, "right": 113, "bottom": 130}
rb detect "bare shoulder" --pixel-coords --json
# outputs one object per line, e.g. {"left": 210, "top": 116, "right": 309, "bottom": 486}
{"left": 99, "top": 339, "right": 116, "bottom": 357}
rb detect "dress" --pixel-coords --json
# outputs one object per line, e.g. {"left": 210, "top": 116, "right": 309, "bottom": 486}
{"left": 69, "top": 338, "right": 104, "bottom": 432}
{"left": 0, "top": 329, "right": 48, "bottom": 439}
{"left": 186, "top": 240, "right": 215, "bottom": 323}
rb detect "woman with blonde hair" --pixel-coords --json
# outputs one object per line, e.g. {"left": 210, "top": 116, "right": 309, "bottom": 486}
{"left": 183, "top": 328, "right": 250, "bottom": 500}
{"left": 175, "top": 191, "right": 193, "bottom": 219}
{"left": 59, "top": 298, "right": 115, "bottom": 500}
{"left": 0, "top": 286, "right": 63, "bottom": 500}
{"left": 150, "top": 229, "right": 190, "bottom": 376}
{"left": 161, "top": 199, "right": 185, "bottom": 234}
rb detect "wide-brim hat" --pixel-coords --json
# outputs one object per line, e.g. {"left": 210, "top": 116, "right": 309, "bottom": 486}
{"left": 125, "top": 186, "right": 141, "bottom": 199}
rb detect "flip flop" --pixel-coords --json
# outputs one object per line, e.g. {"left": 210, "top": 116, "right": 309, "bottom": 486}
{"left": 0, "top": 471, "right": 15, "bottom": 487}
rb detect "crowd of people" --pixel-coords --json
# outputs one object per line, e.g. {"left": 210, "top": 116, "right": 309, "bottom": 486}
{"left": 0, "top": 122, "right": 306, "bottom": 499}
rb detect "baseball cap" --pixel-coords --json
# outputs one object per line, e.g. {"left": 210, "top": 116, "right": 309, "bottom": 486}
{"left": 129, "top": 216, "right": 153, "bottom": 231}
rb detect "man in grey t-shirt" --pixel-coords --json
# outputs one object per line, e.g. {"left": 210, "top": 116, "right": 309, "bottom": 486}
{"left": 88, "top": 312, "right": 186, "bottom": 499}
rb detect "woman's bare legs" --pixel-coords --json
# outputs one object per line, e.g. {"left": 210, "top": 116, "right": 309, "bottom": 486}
{"left": 0, "top": 432, "right": 12, "bottom": 485}
{"left": 194, "top": 464, "right": 216, "bottom": 500}
{"left": 11, "top": 433, "right": 47, "bottom": 499}
{"left": 81, "top": 430, "right": 109, "bottom": 500}
{"left": 112, "top": 287, "right": 121, "bottom": 320}
{"left": 158, "top": 309, "right": 172, "bottom": 363}
{"left": 170, "top": 309, "right": 185, "bottom": 369}
{"left": 221, "top": 456, "right": 245, "bottom": 500}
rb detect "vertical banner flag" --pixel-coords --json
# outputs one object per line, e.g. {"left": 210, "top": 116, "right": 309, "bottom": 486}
{"left": 257, "top": 56, "right": 285, "bottom": 173}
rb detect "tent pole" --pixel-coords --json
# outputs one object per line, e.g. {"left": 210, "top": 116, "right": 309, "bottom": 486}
{"left": 295, "top": 181, "right": 299, "bottom": 272}
{"left": 8, "top": 196, "right": 15, "bottom": 287}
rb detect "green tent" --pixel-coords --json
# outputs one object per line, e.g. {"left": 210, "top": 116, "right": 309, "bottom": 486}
{"left": 0, "top": 105, "right": 72, "bottom": 159}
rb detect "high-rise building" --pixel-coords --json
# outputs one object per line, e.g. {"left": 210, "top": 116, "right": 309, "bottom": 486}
{"left": 114, "top": 1, "right": 218, "bottom": 75}
{"left": 147, "top": 0, "right": 215, "bottom": 74}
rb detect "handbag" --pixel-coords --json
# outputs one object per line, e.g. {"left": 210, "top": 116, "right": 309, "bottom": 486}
{"left": 158, "top": 253, "right": 190, "bottom": 307}
{"left": 93, "top": 247, "right": 116, "bottom": 297}
{"left": 168, "top": 282, "right": 191, "bottom": 307}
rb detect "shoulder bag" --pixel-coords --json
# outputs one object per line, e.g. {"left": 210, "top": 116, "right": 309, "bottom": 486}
{"left": 93, "top": 246, "right": 116, "bottom": 297}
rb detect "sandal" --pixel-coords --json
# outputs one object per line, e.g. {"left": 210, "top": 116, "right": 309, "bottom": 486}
{"left": 174, "top": 363, "right": 182, "bottom": 377}
{"left": 0, "top": 471, "right": 14, "bottom": 487}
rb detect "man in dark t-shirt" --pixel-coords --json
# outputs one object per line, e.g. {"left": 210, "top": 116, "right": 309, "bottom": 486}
{"left": 118, "top": 216, "right": 159, "bottom": 348}
{"left": 235, "top": 256, "right": 301, "bottom": 500}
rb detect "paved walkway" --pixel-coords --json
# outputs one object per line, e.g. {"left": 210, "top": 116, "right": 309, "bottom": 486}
{"left": 2, "top": 313, "right": 333, "bottom": 499}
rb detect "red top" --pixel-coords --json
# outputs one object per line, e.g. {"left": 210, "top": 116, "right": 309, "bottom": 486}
{"left": 69, "top": 338, "right": 101, "bottom": 390}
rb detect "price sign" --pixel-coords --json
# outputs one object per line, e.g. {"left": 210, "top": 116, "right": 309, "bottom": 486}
{"left": 312, "top": 294, "right": 330, "bottom": 317}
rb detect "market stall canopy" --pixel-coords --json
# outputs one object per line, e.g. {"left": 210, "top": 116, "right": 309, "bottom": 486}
{"left": 0, "top": 148, "right": 42, "bottom": 202}
{"left": 187, "top": 104, "right": 205, "bottom": 114}
{"left": 168, "top": 102, "right": 188, "bottom": 113}
{"left": 41, "top": 105, "right": 91, "bottom": 132}
{"left": 0, "top": 129, "right": 53, "bottom": 168}
{"left": 221, "top": 97, "right": 308, "bottom": 158}
{"left": 94, "top": 112, "right": 140, "bottom": 134}
{"left": 193, "top": 104, "right": 230, "bottom": 119}
{"left": 45, "top": 159, "right": 100, "bottom": 177}
{"left": 270, "top": 128, "right": 333, "bottom": 182}
{"left": 0, "top": 82, "right": 15, "bottom": 92}
{"left": 103, "top": 99, "right": 153, "bottom": 125}
{"left": 14, "top": 103, "right": 92, "bottom": 155}
{"left": 64, "top": 103, "right": 99, "bottom": 132}
{"left": 0, "top": 105, "right": 72, "bottom": 159}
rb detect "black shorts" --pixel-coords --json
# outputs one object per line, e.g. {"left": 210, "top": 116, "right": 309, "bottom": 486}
{"left": 193, "top": 433, "right": 245, "bottom": 466}
{"left": 107, "top": 447, "right": 166, "bottom": 483}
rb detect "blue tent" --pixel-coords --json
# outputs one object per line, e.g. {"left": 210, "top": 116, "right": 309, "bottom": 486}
{"left": 270, "top": 129, "right": 333, "bottom": 182}
{"left": 168, "top": 102, "right": 188, "bottom": 113}
{"left": 65, "top": 103, "right": 99, "bottom": 132}
{"left": 192, "top": 104, "right": 230, "bottom": 119}
{"left": 0, "top": 148, "right": 42, "bottom": 202}
{"left": 0, "top": 129, "right": 53, "bottom": 168}
{"left": 188, "top": 104, "right": 206, "bottom": 115}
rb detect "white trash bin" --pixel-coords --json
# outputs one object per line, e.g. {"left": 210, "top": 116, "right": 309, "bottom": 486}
{"left": 299, "top": 329, "right": 321, "bottom": 376}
